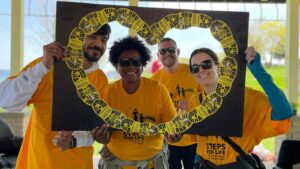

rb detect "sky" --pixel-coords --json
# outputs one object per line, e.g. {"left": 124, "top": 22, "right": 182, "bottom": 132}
{"left": 0, "top": 0, "right": 287, "bottom": 73}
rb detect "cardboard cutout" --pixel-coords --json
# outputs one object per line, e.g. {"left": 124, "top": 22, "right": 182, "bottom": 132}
{"left": 53, "top": 2, "right": 248, "bottom": 137}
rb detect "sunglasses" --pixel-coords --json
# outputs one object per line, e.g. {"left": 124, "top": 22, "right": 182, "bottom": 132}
{"left": 159, "top": 47, "right": 176, "bottom": 55}
{"left": 118, "top": 58, "right": 142, "bottom": 67}
{"left": 190, "top": 60, "right": 216, "bottom": 74}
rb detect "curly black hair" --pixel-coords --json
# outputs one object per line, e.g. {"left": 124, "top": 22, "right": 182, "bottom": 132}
{"left": 109, "top": 37, "right": 151, "bottom": 67}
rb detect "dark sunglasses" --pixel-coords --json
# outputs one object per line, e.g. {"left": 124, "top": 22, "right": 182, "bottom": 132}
{"left": 159, "top": 47, "right": 176, "bottom": 55}
{"left": 118, "top": 58, "right": 142, "bottom": 67}
{"left": 190, "top": 60, "right": 216, "bottom": 74}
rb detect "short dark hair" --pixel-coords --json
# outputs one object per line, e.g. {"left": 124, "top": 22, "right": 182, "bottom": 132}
{"left": 189, "top": 48, "right": 219, "bottom": 66}
{"left": 94, "top": 24, "right": 111, "bottom": 39}
{"left": 109, "top": 37, "right": 151, "bottom": 67}
{"left": 158, "top": 37, "right": 177, "bottom": 48}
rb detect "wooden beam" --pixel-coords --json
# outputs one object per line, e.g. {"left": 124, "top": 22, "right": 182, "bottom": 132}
{"left": 285, "top": 0, "right": 299, "bottom": 112}
{"left": 121, "top": 0, "right": 286, "bottom": 3}
{"left": 10, "top": 0, "right": 24, "bottom": 76}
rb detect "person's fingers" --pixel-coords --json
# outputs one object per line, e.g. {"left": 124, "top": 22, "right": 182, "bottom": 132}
{"left": 91, "top": 126, "right": 100, "bottom": 137}
{"left": 95, "top": 124, "right": 107, "bottom": 137}
{"left": 101, "top": 124, "right": 110, "bottom": 135}
{"left": 56, "top": 135, "right": 71, "bottom": 146}
{"left": 247, "top": 53, "right": 256, "bottom": 64}
{"left": 47, "top": 43, "right": 65, "bottom": 60}
{"left": 246, "top": 56, "right": 252, "bottom": 65}
{"left": 52, "top": 43, "right": 65, "bottom": 54}
{"left": 245, "top": 52, "right": 253, "bottom": 64}
{"left": 168, "top": 134, "right": 181, "bottom": 142}
{"left": 175, "top": 134, "right": 182, "bottom": 141}
{"left": 105, "top": 131, "right": 111, "bottom": 140}
{"left": 170, "top": 136, "right": 176, "bottom": 142}
{"left": 245, "top": 47, "right": 249, "bottom": 54}
{"left": 167, "top": 135, "right": 173, "bottom": 142}
{"left": 52, "top": 138, "right": 59, "bottom": 146}
{"left": 245, "top": 46, "right": 254, "bottom": 54}
{"left": 55, "top": 141, "right": 69, "bottom": 151}
{"left": 102, "top": 126, "right": 111, "bottom": 140}
{"left": 103, "top": 131, "right": 111, "bottom": 144}
{"left": 52, "top": 137, "right": 69, "bottom": 151}
{"left": 61, "top": 131, "right": 73, "bottom": 137}
{"left": 53, "top": 134, "right": 61, "bottom": 140}
{"left": 52, "top": 50, "right": 64, "bottom": 61}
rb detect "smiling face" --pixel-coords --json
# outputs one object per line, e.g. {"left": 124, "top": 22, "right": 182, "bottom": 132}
{"left": 82, "top": 34, "right": 108, "bottom": 62}
{"left": 117, "top": 49, "right": 143, "bottom": 84}
{"left": 157, "top": 40, "right": 179, "bottom": 68}
{"left": 190, "top": 52, "right": 219, "bottom": 93}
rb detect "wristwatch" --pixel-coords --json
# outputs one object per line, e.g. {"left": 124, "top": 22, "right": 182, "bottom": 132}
{"left": 70, "top": 136, "right": 77, "bottom": 149}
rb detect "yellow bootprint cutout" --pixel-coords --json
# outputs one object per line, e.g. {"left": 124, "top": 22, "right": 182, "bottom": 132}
{"left": 65, "top": 8, "right": 238, "bottom": 136}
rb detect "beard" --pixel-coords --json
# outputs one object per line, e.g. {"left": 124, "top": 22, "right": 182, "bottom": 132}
{"left": 83, "top": 46, "right": 103, "bottom": 62}
{"left": 162, "top": 58, "right": 176, "bottom": 68}
{"left": 84, "top": 52, "right": 100, "bottom": 62}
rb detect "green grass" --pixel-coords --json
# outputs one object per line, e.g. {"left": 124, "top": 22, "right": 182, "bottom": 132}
{"left": 93, "top": 142, "right": 103, "bottom": 156}
{"left": 245, "top": 66, "right": 294, "bottom": 153}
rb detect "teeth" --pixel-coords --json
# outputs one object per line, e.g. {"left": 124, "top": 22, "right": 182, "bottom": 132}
{"left": 127, "top": 72, "right": 135, "bottom": 75}
{"left": 200, "top": 74, "right": 208, "bottom": 78}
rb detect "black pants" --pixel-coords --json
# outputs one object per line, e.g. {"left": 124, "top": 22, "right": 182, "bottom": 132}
{"left": 276, "top": 140, "right": 300, "bottom": 169}
{"left": 168, "top": 144, "right": 197, "bottom": 169}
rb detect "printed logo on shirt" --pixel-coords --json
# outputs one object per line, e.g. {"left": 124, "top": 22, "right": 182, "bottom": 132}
{"left": 206, "top": 142, "right": 227, "bottom": 161}
{"left": 123, "top": 109, "right": 156, "bottom": 144}
{"left": 170, "top": 84, "right": 194, "bottom": 107}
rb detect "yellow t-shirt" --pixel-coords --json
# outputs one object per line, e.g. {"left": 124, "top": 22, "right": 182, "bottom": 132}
{"left": 188, "top": 88, "right": 291, "bottom": 165}
{"left": 152, "top": 63, "right": 202, "bottom": 146}
{"left": 106, "top": 78, "right": 177, "bottom": 161}
{"left": 14, "top": 58, "right": 109, "bottom": 169}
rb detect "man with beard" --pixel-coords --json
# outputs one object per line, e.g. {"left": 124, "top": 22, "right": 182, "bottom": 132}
{"left": 0, "top": 24, "right": 111, "bottom": 169}
{"left": 152, "top": 37, "right": 203, "bottom": 169}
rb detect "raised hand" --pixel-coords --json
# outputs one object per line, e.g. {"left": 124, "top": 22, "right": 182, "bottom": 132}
{"left": 245, "top": 46, "right": 257, "bottom": 65}
{"left": 42, "top": 42, "right": 65, "bottom": 69}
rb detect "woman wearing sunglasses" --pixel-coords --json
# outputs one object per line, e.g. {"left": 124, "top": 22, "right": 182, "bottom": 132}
{"left": 188, "top": 47, "right": 293, "bottom": 169}
{"left": 96, "top": 37, "right": 181, "bottom": 169}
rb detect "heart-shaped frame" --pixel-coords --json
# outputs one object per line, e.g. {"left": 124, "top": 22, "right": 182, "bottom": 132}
{"left": 63, "top": 7, "right": 239, "bottom": 136}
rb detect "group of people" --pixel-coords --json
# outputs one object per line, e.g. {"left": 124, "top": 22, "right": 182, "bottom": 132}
{"left": 0, "top": 24, "right": 294, "bottom": 169}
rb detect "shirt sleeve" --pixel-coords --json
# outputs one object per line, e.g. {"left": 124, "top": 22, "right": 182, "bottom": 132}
{"left": 247, "top": 53, "right": 293, "bottom": 120}
{"left": 248, "top": 89, "right": 291, "bottom": 140}
{"left": 72, "top": 131, "right": 94, "bottom": 147}
{"left": 0, "top": 61, "right": 49, "bottom": 111}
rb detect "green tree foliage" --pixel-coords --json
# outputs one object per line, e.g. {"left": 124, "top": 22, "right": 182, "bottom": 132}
{"left": 248, "top": 21, "right": 286, "bottom": 66}
{"left": 259, "top": 21, "right": 286, "bottom": 59}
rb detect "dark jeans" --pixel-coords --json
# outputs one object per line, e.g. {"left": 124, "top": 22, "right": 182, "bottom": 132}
{"left": 168, "top": 144, "right": 197, "bottom": 169}
{"left": 276, "top": 140, "right": 300, "bottom": 169}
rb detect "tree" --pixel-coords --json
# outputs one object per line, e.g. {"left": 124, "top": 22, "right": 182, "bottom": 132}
{"left": 248, "top": 21, "right": 286, "bottom": 66}
{"left": 259, "top": 21, "right": 286, "bottom": 57}
{"left": 259, "top": 21, "right": 286, "bottom": 65}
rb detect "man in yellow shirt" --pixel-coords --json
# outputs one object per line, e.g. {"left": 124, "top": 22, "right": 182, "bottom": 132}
{"left": 0, "top": 24, "right": 111, "bottom": 169}
{"left": 152, "top": 38, "right": 203, "bottom": 169}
